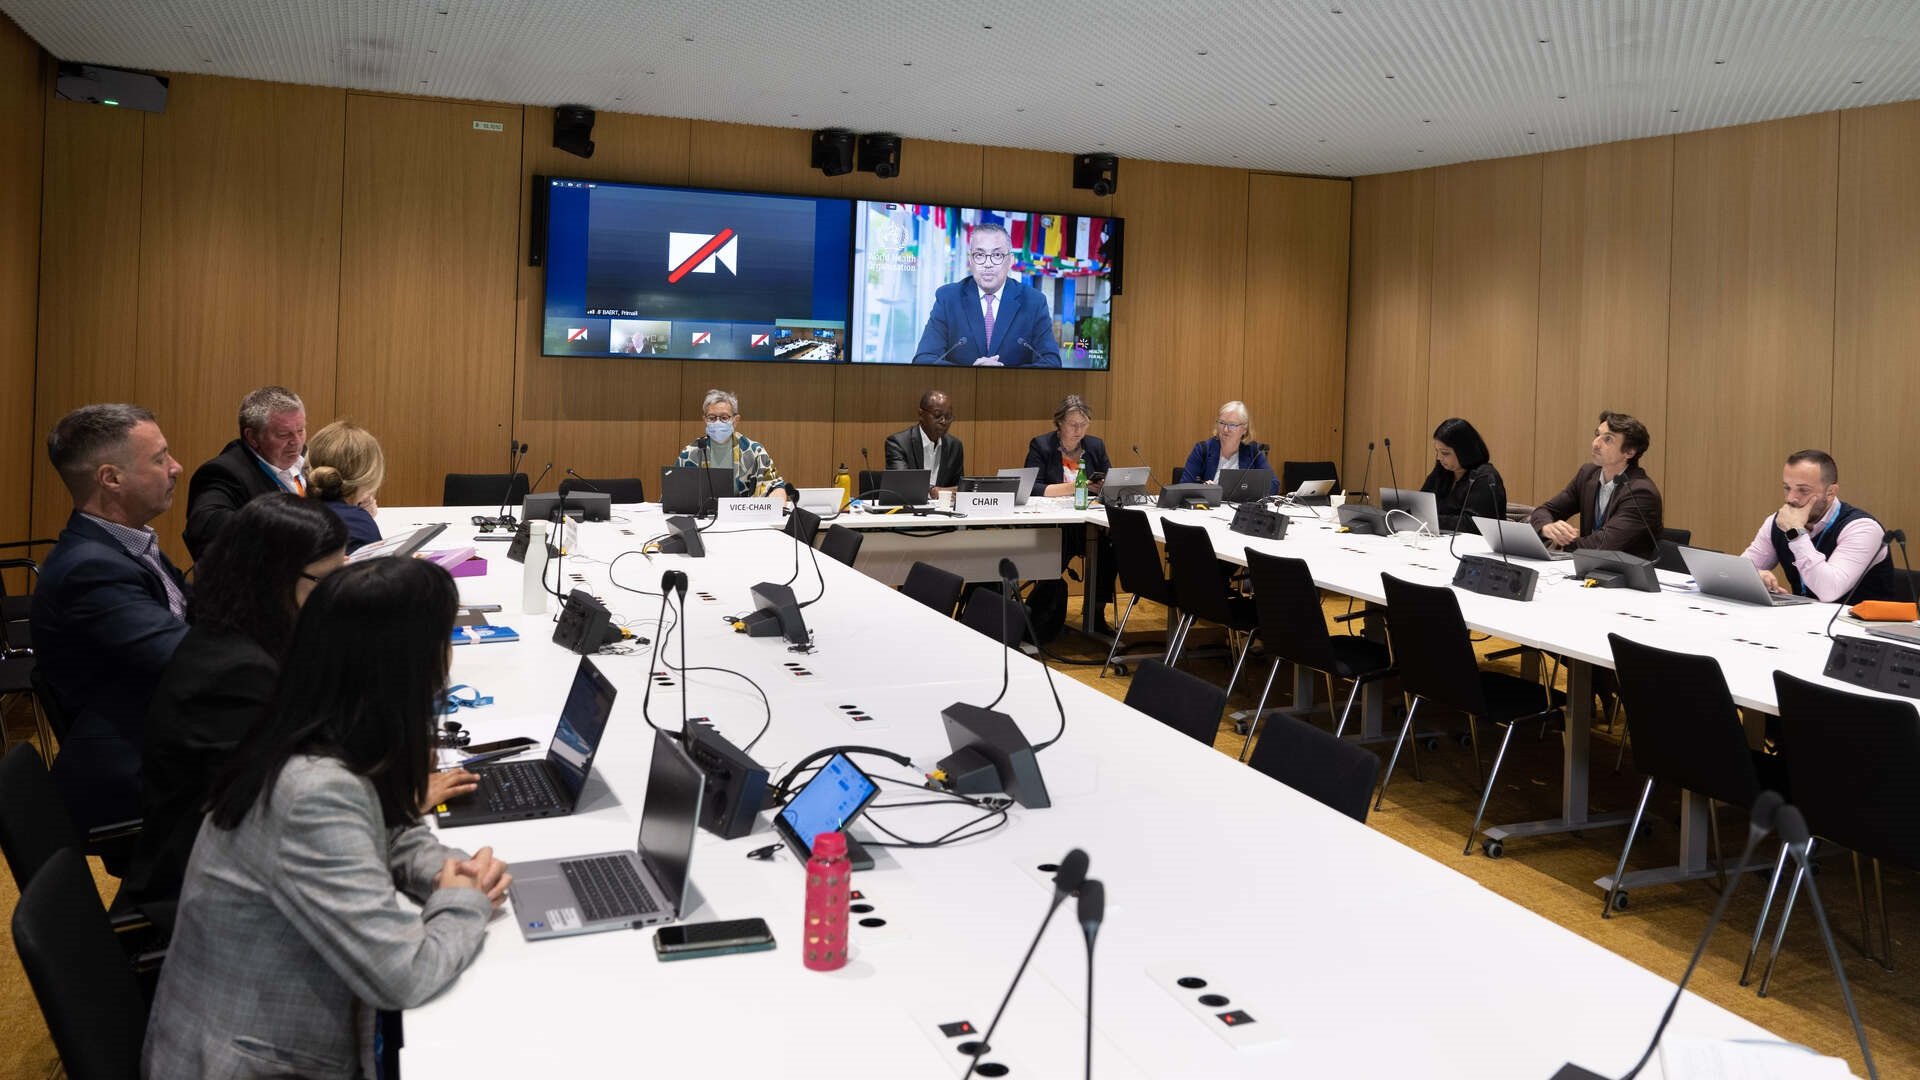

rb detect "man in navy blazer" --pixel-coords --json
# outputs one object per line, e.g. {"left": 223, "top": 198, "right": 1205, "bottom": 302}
{"left": 32, "top": 404, "right": 190, "bottom": 831}
{"left": 912, "top": 223, "right": 1061, "bottom": 367}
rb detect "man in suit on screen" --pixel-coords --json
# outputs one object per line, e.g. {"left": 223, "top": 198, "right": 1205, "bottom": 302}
{"left": 911, "top": 223, "right": 1061, "bottom": 367}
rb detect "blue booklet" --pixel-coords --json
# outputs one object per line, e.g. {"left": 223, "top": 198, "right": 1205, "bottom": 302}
{"left": 451, "top": 624, "right": 519, "bottom": 645}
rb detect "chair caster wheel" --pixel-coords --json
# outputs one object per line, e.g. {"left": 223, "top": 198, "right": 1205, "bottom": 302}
{"left": 1481, "top": 838, "right": 1504, "bottom": 859}
{"left": 1233, "top": 719, "right": 1251, "bottom": 736}
{"left": 1112, "top": 663, "right": 1129, "bottom": 677}
{"left": 1611, "top": 890, "right": 1630, "bottom": 911}
{"left": 1457, "top": 733, "right": 1474, "bottom": 749}
{"left": 1420, "top": 736, "right": 1441, "bottom": 752}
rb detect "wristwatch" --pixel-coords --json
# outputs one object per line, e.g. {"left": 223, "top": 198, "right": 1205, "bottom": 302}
{"left": 1784, "top": 527, "right": 1805, "bottom": 541}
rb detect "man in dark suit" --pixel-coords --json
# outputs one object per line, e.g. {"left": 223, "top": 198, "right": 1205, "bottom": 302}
{"left": 182, "top": 385, "right": 308, "bottom": 560}
{"left": 31, "top": 403, "right": 190, "bottom": 831}
{"left": 1529, "top": 410, "right": 1665, "bottom": 558}
{"left": 911, "top": 223, "right": 1061, "bottom": 367}
{"left": 883, "top": 390, "right": 966, "bottom": 491}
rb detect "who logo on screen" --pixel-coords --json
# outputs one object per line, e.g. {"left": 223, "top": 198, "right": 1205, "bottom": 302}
{"left": 667, "top": 228, "right": 738, "bottom": 284}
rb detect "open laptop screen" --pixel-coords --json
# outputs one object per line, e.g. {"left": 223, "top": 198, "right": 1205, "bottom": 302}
{"left": 547, "top": 658, "right": 617, "bottom": 801}
{"left": 637, "top": 730, "right": 705, "bottom": 916}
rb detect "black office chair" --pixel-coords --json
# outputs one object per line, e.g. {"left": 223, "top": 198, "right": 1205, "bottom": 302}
{"left": 960, "top": 586, "right": 1027, "bottom": 648}
{"left": 1123, "top": 660, "right": 1228, "bottom": 748}
{"left": 558, "top": 476, "right": 646, "bottom": 503}
{"left": 1, "top": 553, "right": 46, "bottom": 751}
{"left": 1281, "top": 460, "right": 1340, "bottom": 497}
{"left": 12, "top": 848, "right": 150, "bottom": 1080}
{"left": 785, "top": 505, "right": 823, "bottom": 549}
{"left": 1102, "top": 507, "right": 1178, "bottom": 676}
{"left": 1601, "top": 635, "right": 1785, "bottom": 917}
{"left": 818, "top": 524, "right": 863, "bottom": 567}
{"left": 1240, "top": 549, "right": 1395, "bottom": 760}
{"left": 1160, "top": 520, "right": 1259, "bottom": 701}
{"left": 443, "top": 472, "right": 529, "bottom": 509}
{"left": 0, "top": 743, "right": 145, "bottom": 892}
{"left": 1748, "top": 673, "right": 1920, "bottom": 994}
{"left": 1660, "top": 526, "right": 1692, "bottom": 546}
{"left": 901, "top": 562, "right": 964, "bottom": 618}
{"left": 1247, "top": 712, "right": 1381, "bottom": 823}
{"left": 1377, "top": 574, "right": 1565, "bottom": 854}
{"left": 1653, "top": 527, "right": 1695, "bottom": 575}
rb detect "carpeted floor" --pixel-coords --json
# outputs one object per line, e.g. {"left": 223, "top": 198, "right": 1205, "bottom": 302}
{"left": 2, "top": 594, "right": 1912, "bottom": 1079}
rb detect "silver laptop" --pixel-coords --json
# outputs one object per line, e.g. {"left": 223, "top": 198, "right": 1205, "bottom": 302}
{"left": 1473, "top": 515, "right": 1573, "bottom": 561}
{"left": 1678, "top": 546, "right": 1815, "bottom": 607}
{"left": 996, "top": 466, "right": 1040, "bottom": 506}
{"left": 796, "top": 487, "right": 843, "bottom": 520}
{"left": 1286, "top": 478, "right": 1335, "bottom": 499}
{"left": 508, "top": 729, "right": 704, "bottom": 941}
{"left": 1380, "top": 487, "right": 1444, "bottom": 534}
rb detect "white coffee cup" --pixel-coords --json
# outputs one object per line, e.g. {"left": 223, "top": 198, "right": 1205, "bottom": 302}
{"left": 1330, "top": 492, "right": 1348, "bottom": 508}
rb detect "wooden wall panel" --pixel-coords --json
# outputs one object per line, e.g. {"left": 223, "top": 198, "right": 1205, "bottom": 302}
{"left": 32, "top": 99, "right": 144, "bottom": 539}
{"left": 1667, "top": 113, "right": 1839, "bottom": 552}
{"left": 1428, "top": 155, "right": 1542, "bottom": 499}
{"left": 133, "top": 77, "right": 344, "bottom": 559}
{"left": 1342, "top": 170, "right": 1432, "bottom": 495}
{"left": 1534, "top": 136, "right": 1674, "bottom": 497}
{"left": 338, "top": 95, "right": 522, "bottom": 508}
{"left": 1104, "top": 159, "right": 1249, "bottom": 481}
{"left": 1242, "top": 173, "right": 1350, "bottom": 468}
{"left": 0, "top": 17, "right": 43, "bottom": 548}
{"left": 1834, "top": 100, "right": 1920, "bottom": 542}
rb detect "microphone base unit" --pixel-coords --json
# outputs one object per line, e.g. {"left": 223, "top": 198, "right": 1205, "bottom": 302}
{"left": 1452, "top": 554, "right": 1537, "bottom": 601}
{"left": 1158, "top": 483, "right": 1222, "bottom": 510}
{"left": 938, "top": 702, "right": 1051, "bottom": 809}
{"left": 741, "top": 581, "right": 810, "bottom": 646}
{"left": 1546, "top": 1065, "right": 1608, "bottom": 1079}
{"left": 523, "top": 492, "right": 611, "bottom": 523}
{"left": 1229, "top": 503, "right": 1289, "bottom": 541}
{"left": 1823, "top": 635, "right": 1920, "bottom": 699}
{"left": 683, "top": 719, "right": 770, "bottom": 840}
{"left": 657, "top": 515, "right": 706, "bottom": 557}
{"left": 1336, "top": 503, "right": 1391, "bottom": 535}
{"left": 552, "top": 589, "right": 623, "bottom": 654}
{"left": 1570, "top": 550, "right": 1659, "bottom": 593}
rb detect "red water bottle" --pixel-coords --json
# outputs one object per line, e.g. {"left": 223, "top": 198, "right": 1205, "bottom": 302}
{"left": 803, "top": 830, "right": 851, "bottom": 971}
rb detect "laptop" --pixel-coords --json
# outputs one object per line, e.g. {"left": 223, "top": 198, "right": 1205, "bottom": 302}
{"left": 795, "top": 487, "right": 843, "bottom": 520}
{"left": 345, "top": 523, "right": 447, "bottom": 563}
{"left": 1285, "top": 478, "right": 1336, "bottom": 500}
{"left": 1218, "top": 468, "right": 1276, "bottom": 504}
{"left": 508, "top": 729, "right": 703, "bottom": 941}
{"left": 773, "top": 752, "right": 881, "bottom": 871}
{"left": 1679, "top": 546, "right": 1815, "bottom": 607}
{"left": 1473, "top": 515, "right": 1573, "bottom": 561}
{"left": 1098, "top": 466, "right": 1152, "bottom": 509}
{"left": 1380, "top": 487, "right": 1445, "bottom": 534}
{"left": 659, "top": 466, "right": 735, "bottom": 515}
{"left": 864, "top": 468, "right": 931, "bottom": 506}
{"left": 435, "top": 656, "right": 618, "bottom": 827}
{"left": 996, "top": 466, "right": 1040, "bottom": 505}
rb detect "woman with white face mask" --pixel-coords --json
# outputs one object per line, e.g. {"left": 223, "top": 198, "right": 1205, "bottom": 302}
{"left": 674, "top": 388, "right": 789, "bottom": 500}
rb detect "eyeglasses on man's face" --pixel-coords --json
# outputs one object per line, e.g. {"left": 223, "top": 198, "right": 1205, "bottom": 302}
{"left": 969, "top": 250, "right": 1011, "bottom": 266}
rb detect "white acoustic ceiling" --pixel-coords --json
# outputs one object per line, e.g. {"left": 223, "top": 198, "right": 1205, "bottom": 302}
{"left": 6, "top": 0, "right": 1920, "bottom": 176}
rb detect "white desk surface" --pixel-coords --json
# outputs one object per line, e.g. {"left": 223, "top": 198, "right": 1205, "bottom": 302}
{"left": 388, "top": 505, "right": 1790, "bottom": 1080}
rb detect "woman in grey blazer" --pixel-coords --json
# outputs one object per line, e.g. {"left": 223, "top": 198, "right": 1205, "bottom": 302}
{"left": 144, "top": 558, "right": 510, "bottom": 1080}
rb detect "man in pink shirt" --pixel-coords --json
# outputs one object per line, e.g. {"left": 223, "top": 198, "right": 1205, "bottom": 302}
{"left": 1741, "top": 449, "right": 1901, "bottom": 603}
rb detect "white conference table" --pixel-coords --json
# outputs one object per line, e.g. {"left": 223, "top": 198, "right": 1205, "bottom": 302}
{"left": 1096, "top": 501, "right": 1891, "bottom": 892}
{"left": 388, "top": 504, "right": 1790, "bottom": 1080}
{"left": 819, "top": 496, "right": 1089, "bottom": 586}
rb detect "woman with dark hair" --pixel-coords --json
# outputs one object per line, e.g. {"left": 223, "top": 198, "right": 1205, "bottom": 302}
{"left": 126, "top": 495, "right": 477, "bottom": 916}
{"left": 144, "top": 557, "right": 507, "bottom": 1080}
{"left": 1420, "top": 417, "right": 1507, "bottom": 532}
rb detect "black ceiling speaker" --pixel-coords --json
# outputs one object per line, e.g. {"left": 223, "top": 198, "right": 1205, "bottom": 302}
{"left": 55, "top": 63, "right": 169, "bottom": 112}
{"left": 553, "top": 105, "right": 596, "bottom": 159}
{"left": 812, "top": 128, "right": 856, "bottom": 177}
{"left": 856, "top": 132, "right": 902, "bottom": 179}
{"left": 1073, "top": 153, "right": 1119, "bottom": 196}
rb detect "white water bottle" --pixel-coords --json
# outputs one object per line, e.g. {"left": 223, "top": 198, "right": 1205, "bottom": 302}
{"left": 521, "top": 519, "right": 550, "bottom": 614}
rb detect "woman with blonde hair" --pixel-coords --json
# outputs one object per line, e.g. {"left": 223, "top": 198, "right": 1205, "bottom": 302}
{"left": 306, "top": 420, "right": 386, "bottom": 553}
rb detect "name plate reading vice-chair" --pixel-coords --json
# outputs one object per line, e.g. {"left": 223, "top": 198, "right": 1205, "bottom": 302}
{"left": 719, "top": 497, "right": 783, "bottom": 523}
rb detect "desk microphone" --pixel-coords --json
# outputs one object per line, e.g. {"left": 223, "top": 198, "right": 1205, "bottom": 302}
{"left": 526, "top": 461, "right": 553, "bottom": 496}
{"left": 1446, "top": 469, "right": 1485, "bottom": 561}
{"left": 1130, "top": 445, "right": 1164, "bottom": 494}
{"left": 931, "top": 336, "right": 970, "bottom": 365}
{"left": 1355, "top": 440, "right": 1375, "bottom": 501}
{"left": 1383, "top": 437, "right": 1400, "bottom": 499}
{"left": 859, "top": 446, "right": 871, "bottom": 472}
{"left": 964, "top": 850, "right": 1090, "bottom": 1080}
{"left": 562, "top": 468, "right": 600, "bottom": 492}
{"left": 1552, "top": 791, "right": 1784, "bottom": 1080}
{"left": 493, "top": 439, "right": 528, "bottom": 526}
{"left": 1774, "top": 805, "right": 1879, "bottom": 1080}
{"left": 1014, "top": 337, "right": 1039, "bottom": 365}
{"left": 1822, "top": 530, "right": 1899, "bottom": 640}
{"left": 1077, "top": 878, "right": 1106, "bottom": 1080}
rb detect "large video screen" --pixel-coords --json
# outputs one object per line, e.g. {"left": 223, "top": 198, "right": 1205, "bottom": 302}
{"left": 541, "top": 178, "right": 854, "bottom": 362}
{"left": 851, "top": 203, "right": 1118, "bottom": 369}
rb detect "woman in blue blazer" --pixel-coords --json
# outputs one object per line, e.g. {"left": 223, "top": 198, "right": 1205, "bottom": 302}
{"left": 1178, "top": 401, "right": 1277, "bottom": 492}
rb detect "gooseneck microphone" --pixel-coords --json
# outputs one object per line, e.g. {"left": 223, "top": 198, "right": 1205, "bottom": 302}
{"left": 1554, "top": 792, "right": 1785, "bottom": 1080}
{"left": 1447, "top": 469, "right": 1484, "bottom": 562}
{"left": 1014, "top": 337, "right": 1039, "bottom": 365}
{"left": 1077, "top": 879, "right": 1106, "bottom": 1080}
{"left": 983, "top": 558, "right": 1019, "bottom": 710}
{"left": 1357, "top": 440, "right": 1375, "bottom": 501}
{"left": 1383, "top": 437, "right": 1400, "bottom": 498}
{"left": 930, "top": 336, "right": 971, "bottom": 366}
{"left": 641, "top": 570, "right": 687, "bottom": 736}
{"left": 1130, "top": 445, "right": 1164, "bottom": 494}
{"left": 964, "top": 850, "right": 1090, "bottom": 1080}
{"left": 494, "top": 439, "right": 528, "bottom": 526}
{"left": 859, "top": 446, "right": 871, "bottom": 471}
{"left": 563, "top": 468, "right": 601, "bottom": 492}
{"left": 1822, "top": 529, "right": 1900, "bottom": 639}
{"left": 1773, "top": 805, "right": 1878, "bottom": 1080}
